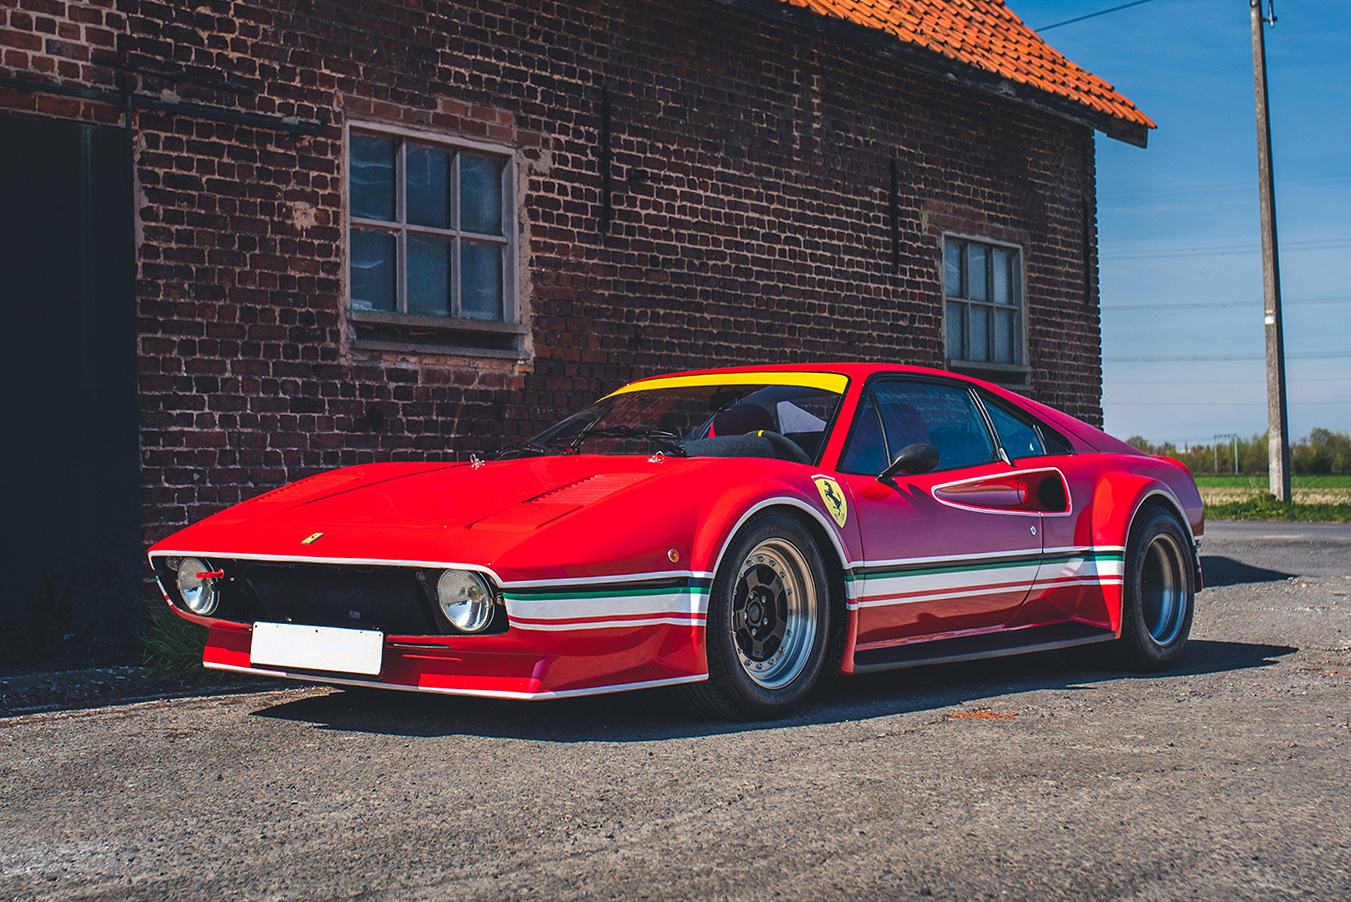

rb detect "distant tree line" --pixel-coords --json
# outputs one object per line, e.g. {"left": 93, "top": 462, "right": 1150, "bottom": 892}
{"left": 1125, "top": 429, "right": 1351, "bottom": 475}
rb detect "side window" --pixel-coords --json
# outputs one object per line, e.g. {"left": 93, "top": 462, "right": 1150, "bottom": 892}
{"left": 839, "top": 381, "right": 997, "bottom": 474}
{"left": 839, "top": 392, "right": 887, "bottom": 475}
{"left": 984, "top": 398, "right": 1074, "bottom": 459}
{"left": 1042, "top": 427, "right": 1074, "bottom": 456}
{"left": 985, "top": 401, "right": 1044, "bottom": 459}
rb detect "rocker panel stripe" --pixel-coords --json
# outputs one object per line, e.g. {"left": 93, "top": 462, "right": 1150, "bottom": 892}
{"left": 844, "top": 550, "right": 1125, "bottom": 612}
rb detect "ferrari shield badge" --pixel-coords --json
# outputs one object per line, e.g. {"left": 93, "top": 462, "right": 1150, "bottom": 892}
{"left": 813, "top": 476, "right": 848, "bottom": 528}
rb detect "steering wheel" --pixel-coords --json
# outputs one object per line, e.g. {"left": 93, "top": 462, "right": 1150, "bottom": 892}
{"left": 756, "top": 430, "right": 811, "bottom": 464}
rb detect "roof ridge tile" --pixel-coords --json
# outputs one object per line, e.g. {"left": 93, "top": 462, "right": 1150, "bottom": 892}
{"left": 772, "top": 0, "right": 1154, "bottom": 131}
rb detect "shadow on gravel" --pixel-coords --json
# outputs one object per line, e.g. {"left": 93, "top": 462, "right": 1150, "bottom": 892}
{"left": 1202, "top": 555, "right": 1294, "bottom": 587}
{"left": 249, "top": 639, "right": 1298, "bottom": 743}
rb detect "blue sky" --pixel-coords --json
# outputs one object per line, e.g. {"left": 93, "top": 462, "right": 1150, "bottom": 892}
{"left": 1010, "top": 0, "right": 1350, "bottom": 446}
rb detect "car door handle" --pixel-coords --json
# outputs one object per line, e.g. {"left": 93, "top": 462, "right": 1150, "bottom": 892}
{"left": 932, "top": 468, "right": 1069, "bottom": 514}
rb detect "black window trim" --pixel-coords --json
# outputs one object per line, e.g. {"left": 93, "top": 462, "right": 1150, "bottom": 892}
{"left": 971, "top": 389, "right": 1076, "bottom": 463}
{"left": 835, "top": 373, "right": 1004, "bottom": 477}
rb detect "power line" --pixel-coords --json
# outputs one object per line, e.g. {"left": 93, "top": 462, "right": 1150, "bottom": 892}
{"left": 1105, "top": 352, "right": 1351, "bottom": 362}
{"left": 1036, "top": 0, "right": 1161, "bottom": 32}
{"left": 1109, "top": 401, "right": 1349, "bottom": 407}
{"left": 1106, "top": 378, "right": 1342, "bottom": 385}
{"left": 1102, "top": 238, "right": 1351, "bottom": 261}
{"left": 1099, "top": 175, "right": 1351, "bottom": 203}
{"left": 1102, "top": 296, "right": 1350, "bottom": 312}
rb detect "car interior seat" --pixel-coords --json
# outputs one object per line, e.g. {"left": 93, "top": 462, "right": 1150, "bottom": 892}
{"left": 709, "top": 403, "right": 776, "bottom": 437}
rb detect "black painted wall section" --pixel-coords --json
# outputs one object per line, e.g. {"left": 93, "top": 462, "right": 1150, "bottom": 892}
{"left": 0, "top": 113, "right": 140, "bottom": 669}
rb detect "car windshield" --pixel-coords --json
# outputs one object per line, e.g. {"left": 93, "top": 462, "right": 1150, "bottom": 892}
{"left": 502, "top": 381, "right": 845, "bottom": 463}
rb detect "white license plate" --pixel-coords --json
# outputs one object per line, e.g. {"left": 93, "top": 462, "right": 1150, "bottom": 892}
{"left": 250, "top": 622, "right": 384, "bottom": 676}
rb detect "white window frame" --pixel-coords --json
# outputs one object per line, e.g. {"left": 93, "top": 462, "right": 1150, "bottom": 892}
{"left": 343, "top": 119, "right": 524, "bottom": 358}
{"left": 942, "top": 232, "right": 1029, "bottom": 378}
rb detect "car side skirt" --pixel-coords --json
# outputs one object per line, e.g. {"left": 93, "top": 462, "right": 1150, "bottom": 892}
{"left": 851, "top": 621, "right": 1116, "bottom": 673}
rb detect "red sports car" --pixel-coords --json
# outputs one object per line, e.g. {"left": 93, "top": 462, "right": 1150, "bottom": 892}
{"left": 148, "top": 364, "right": 1202, "bottom": 719}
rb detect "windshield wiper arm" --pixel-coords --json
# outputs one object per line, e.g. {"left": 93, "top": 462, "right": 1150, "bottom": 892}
{"left": 494, "top": 439, "right": 561, "bottom": 459}
{"left": 567, "top": 426, "right": 688, "bottom": 456}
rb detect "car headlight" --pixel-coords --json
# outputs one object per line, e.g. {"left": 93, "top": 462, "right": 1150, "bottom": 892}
{"left": 436, "top": 570, "right": 495, "bottom": 633}
{"left": 176, "top": 557, "right": 219, "bottom": 616}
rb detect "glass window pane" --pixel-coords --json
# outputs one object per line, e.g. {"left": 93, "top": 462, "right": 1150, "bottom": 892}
{"left": 987, "top": 402, "right": 1044, "bottom": 459}
{"left": 460, "top": 154, "right": 504, "bottom": 236}
{"left": 992, "top": 248, "right": 1010, "bottom": 305}
{"left": 350, "top": 229, "right": 396, "bottom": 311}
{"left": 406, "top": 143, "right": 450, "bottom": 229}
{"left": 970, "top": 304, "right": 990, "bottom": 362}
{"left": 839, "top": 392, "right": 888, "bottom": 475}
{"left": 461, "top": 240, "right": 503, "bottom": 320}
{"left": 994, "top": 308, "right": 1014, "bottom": 364}
{"left": 944, "top": 240, "right": 962, "bottom": 298}
{"left": 350, "top": 134, "right": 396, "bottom": 222}
{"left": 407, "top": 234, "right": 451, "bottom": 317}
{"left": 945, "top": 302, "right": 965, "bottom": 360}
{"left": 871, "top": 381, "right": 996, "bottom": 471}
{"left": 967, "top": 244, "right": 988, "bottom": 301}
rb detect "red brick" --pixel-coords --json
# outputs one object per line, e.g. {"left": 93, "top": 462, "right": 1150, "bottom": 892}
{"left": 0, "top": 0, "right": 1106, "bottom": 544}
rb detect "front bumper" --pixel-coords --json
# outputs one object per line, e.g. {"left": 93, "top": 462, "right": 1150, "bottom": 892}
{"left": 200, "top": 620, "right": 707, "bottom": 700}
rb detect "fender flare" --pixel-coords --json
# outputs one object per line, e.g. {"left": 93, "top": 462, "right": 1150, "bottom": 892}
{"left": 1091, "top": 475, "right": 1197, "bottom": 551}
{"left": 706, "top": 495, "right": 852, "bottom": 582}
{"left": 695, "top": 492, "right": 857, "bottom": 673}
{"left": 1092, "top": 478, "right": 1203, "bottom": 632}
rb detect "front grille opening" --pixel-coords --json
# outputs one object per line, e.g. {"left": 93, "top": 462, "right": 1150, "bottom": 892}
{"left": 154, "top": 559, "right": 508, "bottom": 636}
{"left": 243, "top": 563, "right": 438, "bottom": 634}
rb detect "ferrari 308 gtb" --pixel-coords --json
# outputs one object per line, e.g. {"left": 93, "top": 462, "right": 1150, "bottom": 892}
{"left": 148, "top": 364, "right": 1203, "bottom": 719}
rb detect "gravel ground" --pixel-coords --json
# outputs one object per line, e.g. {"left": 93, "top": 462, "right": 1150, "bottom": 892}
{"left": 0, "top": 666, "right": 281, "bottom": 719}
{"left": 2, "top": 521, "right": 1348, "bottom": 901}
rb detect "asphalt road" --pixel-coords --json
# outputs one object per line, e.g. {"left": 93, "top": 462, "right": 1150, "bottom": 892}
{"left": 3, "top": 522, "right": 1349, "bottom": 901}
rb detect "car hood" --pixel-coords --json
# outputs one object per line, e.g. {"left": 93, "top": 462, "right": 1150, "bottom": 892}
{"left": 149, "top": 454, "right": 798, "bottom": 581}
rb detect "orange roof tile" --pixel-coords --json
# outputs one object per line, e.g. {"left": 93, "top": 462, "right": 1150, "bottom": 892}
{"left": 776, "top": 0, "right": 1155, "bottom": 133}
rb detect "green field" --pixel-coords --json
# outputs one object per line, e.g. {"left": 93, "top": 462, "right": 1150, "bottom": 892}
{"left": 1203, "top": 497, "right": 1351, "bottom": 523}
{"left": 1193, "top": 474, "right": 1351, "bottom": 489}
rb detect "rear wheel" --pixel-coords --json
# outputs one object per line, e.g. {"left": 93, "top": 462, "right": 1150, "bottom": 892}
{"left": 679, "top": 513, "right": 830, "bottom": 719}
{"left": 1114, "top": 507, "right": 1195, "bottom": 671}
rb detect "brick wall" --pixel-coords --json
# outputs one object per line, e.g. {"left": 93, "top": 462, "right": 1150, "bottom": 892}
{"left": 2, "top": 0, "right": 1103, "bottom": 548}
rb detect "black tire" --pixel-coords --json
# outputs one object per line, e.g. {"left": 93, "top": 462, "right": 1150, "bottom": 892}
{"left": 1113, "top": 507, "right": 1195, "bottom": 672}
{"left": 678, "top": 513, "right": 831, "bottom": 719}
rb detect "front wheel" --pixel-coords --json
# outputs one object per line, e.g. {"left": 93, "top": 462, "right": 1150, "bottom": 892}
{"left": 1114, "top": 508, "right": 1195, "bottom": 671}
{"left": 679, "top": 514, "right": 831, "bottom": 719}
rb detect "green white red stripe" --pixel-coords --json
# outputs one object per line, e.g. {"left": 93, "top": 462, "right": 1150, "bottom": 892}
{"left": 846, "top": 547, "right": 1126, "bottom": 611}
{"left": 504, "top": 575, "right": 712, "bottom": 631}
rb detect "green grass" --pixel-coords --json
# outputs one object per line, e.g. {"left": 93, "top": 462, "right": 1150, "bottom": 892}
{"left": 1205, "top": 493, "right": 1351, "bottom": 523}
{"left": 1194, "top": 474, "right": 1351, "bottom": 489}
{"left": 142, "top": 601, "right": 214, "bottom": 684}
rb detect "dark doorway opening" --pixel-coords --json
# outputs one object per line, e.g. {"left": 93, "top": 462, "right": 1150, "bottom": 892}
{"left": 0, "top": 113, "right": 140, "bottom": 669}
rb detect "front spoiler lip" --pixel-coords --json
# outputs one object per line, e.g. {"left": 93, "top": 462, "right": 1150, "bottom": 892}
{"left": 205, "top": 661, "right": 706, "bottom": 701}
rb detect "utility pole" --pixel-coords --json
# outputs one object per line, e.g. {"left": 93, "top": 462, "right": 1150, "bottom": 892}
{"left": 1250, "top": 0, "right": 1292, "bottom": 501}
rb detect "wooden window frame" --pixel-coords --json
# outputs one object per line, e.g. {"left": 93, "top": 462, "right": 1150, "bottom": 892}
{"left": 942, "top": 233, "right": 1030, "bottom": 384}
{"left": 344, "top": 120, "right": 524, "bottom": 358}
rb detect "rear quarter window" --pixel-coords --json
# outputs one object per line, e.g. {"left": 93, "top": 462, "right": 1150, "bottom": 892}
{"left": 984, "top": 397, "right": 1073, "bottom": 459}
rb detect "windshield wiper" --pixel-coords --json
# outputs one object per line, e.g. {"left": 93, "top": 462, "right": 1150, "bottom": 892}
{"left": 567, "top": 426, "right": 688, "bottom": 456}
{"left": 494, "top": 439, "right": 565, "bottom": 459}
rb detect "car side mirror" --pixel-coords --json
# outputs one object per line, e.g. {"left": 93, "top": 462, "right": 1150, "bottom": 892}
{"left": 878, "top": 443, "right": 940, "bottom": 482}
